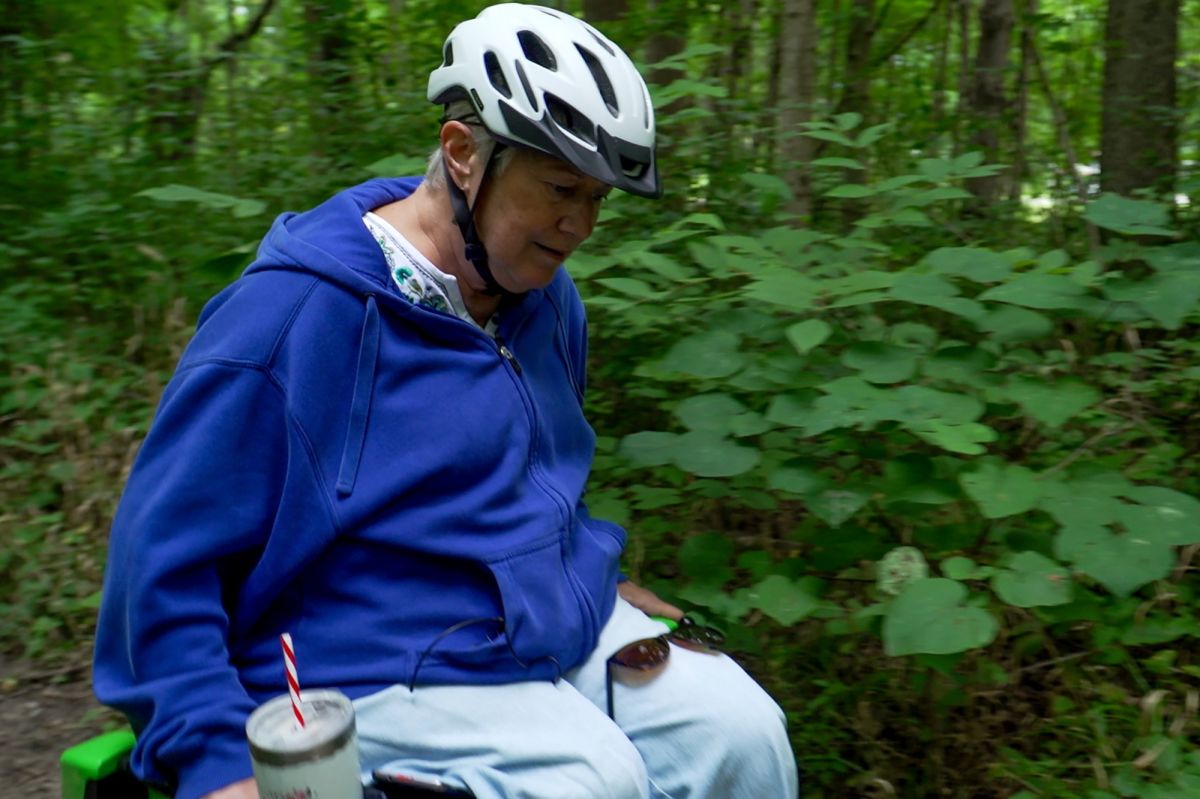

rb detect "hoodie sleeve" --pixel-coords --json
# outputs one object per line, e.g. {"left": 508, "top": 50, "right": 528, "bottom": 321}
{"left": 93, "top": 360, "right": 292, "bottom": 799}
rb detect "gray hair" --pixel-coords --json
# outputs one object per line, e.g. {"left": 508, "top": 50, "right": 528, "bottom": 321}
{"left": 425, "top": 100, "right": 518, "bottom": 189}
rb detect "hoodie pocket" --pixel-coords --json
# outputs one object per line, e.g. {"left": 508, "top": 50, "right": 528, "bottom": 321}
{"left": 486, "top": 536, "right": 585, "bottom": 668}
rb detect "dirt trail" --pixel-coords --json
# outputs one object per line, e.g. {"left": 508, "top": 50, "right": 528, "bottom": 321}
{"left": 1, "top": 656, "right": 118, "bottom": 799}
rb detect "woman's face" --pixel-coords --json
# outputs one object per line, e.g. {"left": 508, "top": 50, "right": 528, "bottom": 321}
{"left": 472, "top": 149, "right": 612, "bottom": 294}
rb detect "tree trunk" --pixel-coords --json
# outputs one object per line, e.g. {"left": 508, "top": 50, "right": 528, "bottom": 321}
{"left": 645, "top": 0, "right": 686, "bottom": 93}
{"left": 952, "top": 0, "right": 972, "bottom": 156}
{"left": 1008, "top": 0, "right": 1033, "bottom": 203}
{"left": 723, "top": 0, "right": 758, "bottom": 162}
{"left": 932, "top": 0, "right": 953, "bottom": 133}
{"left": 839, "top": 0, "right": 876, "bottom": 223}
{"left": 305, "top": 0, "right": 356, "bottom": 161}
{"left": 964, "top": 0, "right": 1013, "bottom": 207}
{"left": 726, "top": 0, "right": 757, "bottom": 101}
{"left": 1100, "top": 0, "right": 1179, "bottom": 199}
{"left": 778, "top": 0, "right": 818, "bottom": 221}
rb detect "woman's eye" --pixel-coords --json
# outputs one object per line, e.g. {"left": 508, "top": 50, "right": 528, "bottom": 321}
{"left": 549, "top": 183, "right": 573, "bottom": 196}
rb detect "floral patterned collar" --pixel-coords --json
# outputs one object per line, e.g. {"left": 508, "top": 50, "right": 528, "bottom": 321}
{"left": 363, "top": 211, "right": 498, "bottom": 335}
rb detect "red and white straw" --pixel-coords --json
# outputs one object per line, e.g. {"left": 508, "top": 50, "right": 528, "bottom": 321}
{"left": 280, "top": 632, "right": 305, "bottom": 729}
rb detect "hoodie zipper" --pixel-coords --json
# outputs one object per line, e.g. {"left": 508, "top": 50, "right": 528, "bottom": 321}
{"left": 495, "top": 335, "right": 522, "bottom": 375}
{"left": 491, "top": 320, "right": 597, "bottom": 656}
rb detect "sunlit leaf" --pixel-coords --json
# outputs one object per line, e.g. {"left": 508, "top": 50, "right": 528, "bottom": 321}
{"left": 785, "top": 319, "right": 832, "bottom": 354}
{"left": 1084, "top": 194, "right": 1176, "bottom": 237}
{"left": 1055, "top": 524, "right": 1174, "bottom": 597}
{"left": 1002, "top": 376, "right": 1101, "bottom": 428}
{"left": 744, "top": 575, "right": 821, "bottom": 625}
{"left": 960, "top": 462, "right": 1042, "bottom": 518}
{"left": 884, "top": 579, "right": 998, "bottom": 656}
{"left": 992, "top": 551, "right": 1072, "bottom": 608}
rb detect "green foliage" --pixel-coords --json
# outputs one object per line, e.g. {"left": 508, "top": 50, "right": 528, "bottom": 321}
{"left": 582, "top": 118, "right": 1200, "bottom": 796}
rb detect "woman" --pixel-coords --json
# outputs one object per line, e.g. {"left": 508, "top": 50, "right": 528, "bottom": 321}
{"left": 94, "top": 5, "right": 799, "bottom": 798}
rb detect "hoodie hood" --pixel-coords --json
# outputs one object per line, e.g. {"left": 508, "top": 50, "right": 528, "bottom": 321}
{"left": 246, "top": 177, "right": 424, "bottom": 295}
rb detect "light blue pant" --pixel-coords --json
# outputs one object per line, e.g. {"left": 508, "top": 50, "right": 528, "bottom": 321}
{"left": 353, "top": 598, "right": 799, "bottom": 798}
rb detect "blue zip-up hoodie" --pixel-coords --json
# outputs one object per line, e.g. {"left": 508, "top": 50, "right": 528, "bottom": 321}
{"left": 93, "top": 178, "right": 627, "bottom": 799}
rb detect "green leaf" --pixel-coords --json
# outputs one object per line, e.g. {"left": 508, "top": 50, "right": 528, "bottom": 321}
{"left": 744, "top": 575, "right": 820, "bottom": 626}
{"left": 679, "top": 532, "right": 735, "bottom": 585}
{"left": 1002, "top": 376, "right": 1102, "bottom": 428}
{"left": 1117, "top": 486, "right": 1200, "bottom": 546}
{"left": 656, "top": 330, "right": 745, "bottom": 378}
{"left": 960, "top": 462, "right": 1042, "bottom": 518}
{"left": 618, "top": 431, "right": 677, "bottom": 466}
{"left": 992, "top": 551, "right": 1072, "bottom": 608}
{"left": 924, "top": 247, "right": 1013, "bottom": 283}
{"left": 627, "top": 251, "right": 697, "bottom": 282}
{"left": 595, "top": 277, "right": 664, "bottom": 299}
{"left": 801, "top": 129, "right": 857, "bottom": 146}
{"left": 744, "top": 269, "right": 818, "bottom": 311}
{"left": 811, "top": 157, "right": 865, "bottom": 169}
{"left": 765, "top": 394, "right": 817, "bottom": 428}
{"left": 136, "top": 184, "right": 266, "bottom": 217}
{"left": 953, "top": 151, "right": 985, "bottom": 170}
{"left": 825, "top": 184, "right": 875, "bottom": 199}
{"left": 363, "top": 153, "right": 428, "bottom": 176}
{"left": 729, "top": 411, "right": 770, "bottom": 437}
{"left": 1084, "top": 193, "right": 1177, "bottom": 237}
{"left": 628, "top": 486, "right": 683, "bottom": 511}
{"left": 884, "top": 579, "right": 998, "bottom": 656}
{"left": 978, "top": 274, "right": 1093, "bottom": 310}
{"left": 1041, "top": 493, "right": 1127, "bottom": 528}
{"left": 806, "top": 488, "right": 869, "bottom": 528}
{"left": 920, "top": 346, "right": 997, "bottom": 388}
{"left": 888, "top": 273, "right": 958, "bottom": 304}
{"left": 675, "top": 393, "right": 746, "bottom": 433}
{"left": 741, "top": 172, "right": 794, "bottom": 201}
{"left": 834, "top": 112, "right": 863, "bottom": 130}
{"left": 840, "top": 342, "right": 919, "bottom": 383}
{"left": 1055, "top": 524, "right": 1174, "bottom": 597}
{"left": 672, "top": 431, "right": 760, "bottom": 477}
{"left": 677, "top": 582, "right": 752, "bottom": 619}
{"left": 874, "top": 174, "right": 926, "bottom": 192}
{"left": 1103, "top": 272, "right": 1200, "bottom": 329}
{"left": 975, "top": 306, "right": 1054, "bottom": 343}
{"left": 908, "top": 420, "right": 997, "bottom": 454}
{"left": 768, "top": 464, "right": 828, "bottom": 495}
{"left": 941, "top": 556, "right": 978, "bottom": 580}
{"left": 855, "top": 123, "right": 893, "bottom": 146}
{"left": 785, "top": 319, "right": 833, "bottom": 354}
{"left": 917, "top": 158, "right": 954, "bottom": 182}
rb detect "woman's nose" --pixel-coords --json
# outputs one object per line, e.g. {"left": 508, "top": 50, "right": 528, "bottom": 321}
{"left": 559, "top": 200, "right": 598, "bottom": 240}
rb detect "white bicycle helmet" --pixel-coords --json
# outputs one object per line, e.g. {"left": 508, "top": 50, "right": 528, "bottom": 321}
{"left": 428, "top": 3, "right": 660, "bottom": 198}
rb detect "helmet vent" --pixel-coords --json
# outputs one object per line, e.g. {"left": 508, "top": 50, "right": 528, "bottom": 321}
{"left": 545, "top": 94, "right": 596, "bottom": 146}
{"left": 585, "top": 28, "right": 616, "bottom": 58}
{"left": 442, "top": 41, "right": 454, "bottom": 67}
{"left": 484, "top": 51, "right": 512, "bottom": 99}
{"left": 518, "top": 30, "right": 557, "bottom": 71}
{"left": 575, "top": 45, "right": 618, "bottom": 116}
{"left": 619, "top": 154, "right": 647, "bottom": 179}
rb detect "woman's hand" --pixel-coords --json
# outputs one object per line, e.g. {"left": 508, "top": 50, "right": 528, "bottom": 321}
{"left": 202, "top": 778, "right": 260, "bottom": 799}
{"left": 618, "top": 580, "right": 684, "bottom": 621}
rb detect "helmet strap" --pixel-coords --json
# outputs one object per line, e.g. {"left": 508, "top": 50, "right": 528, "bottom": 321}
{"left": 444, "top": 141, "right": 510, "bottom": 297}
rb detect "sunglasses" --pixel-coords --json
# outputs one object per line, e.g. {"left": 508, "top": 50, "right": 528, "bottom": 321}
{"left": 605, "top": 617, "right": 725, "bottom": 720}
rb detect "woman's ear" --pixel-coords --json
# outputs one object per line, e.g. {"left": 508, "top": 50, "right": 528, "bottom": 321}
{"left": 440, "top": 121, "right": 476, "bottom": 194}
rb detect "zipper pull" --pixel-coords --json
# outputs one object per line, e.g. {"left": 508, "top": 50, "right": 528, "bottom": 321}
{"left": 496, "top": 337, "right": 523, "bottom": 374}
